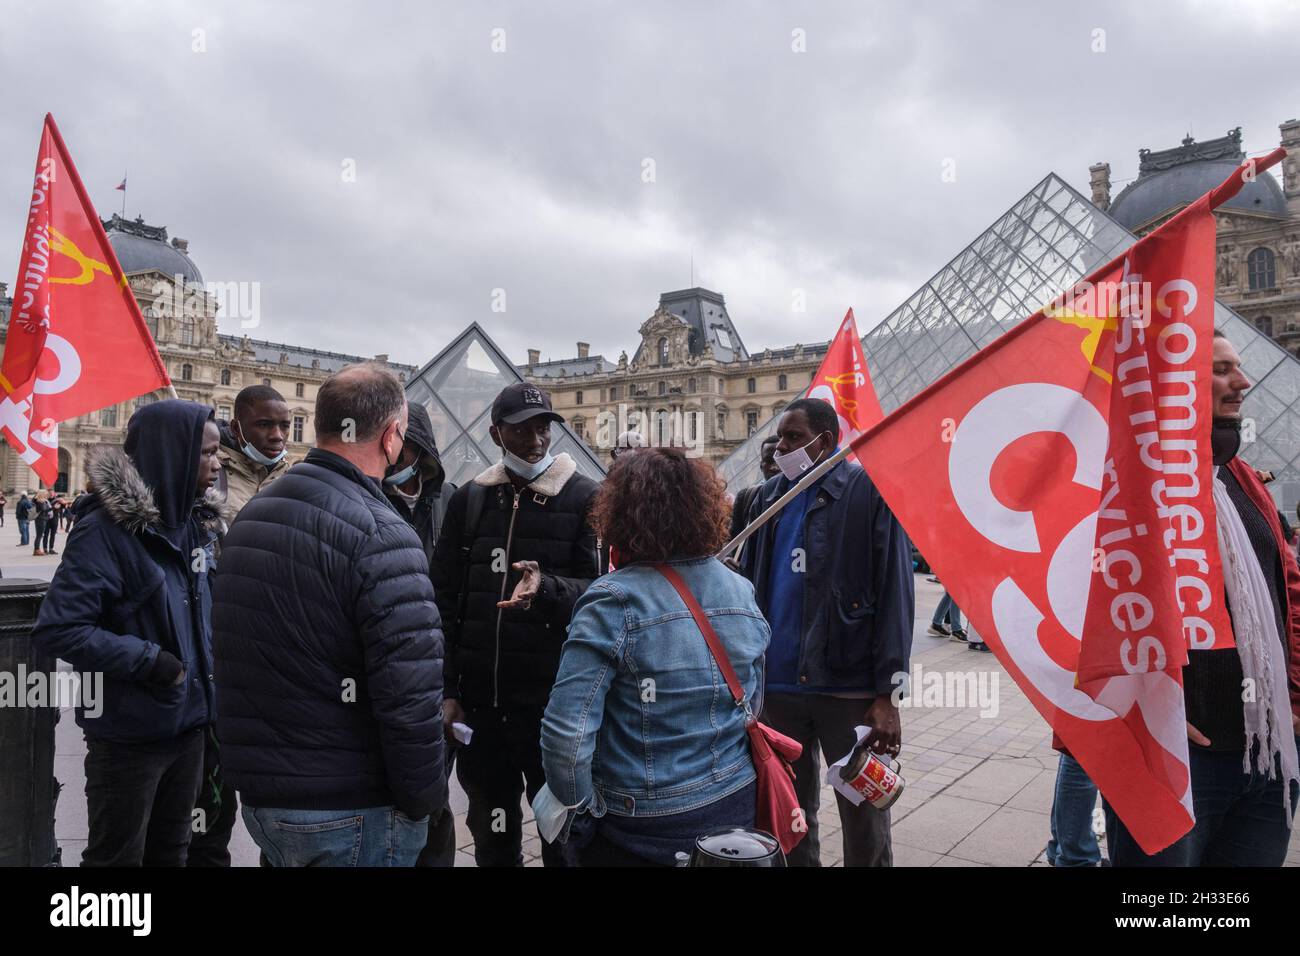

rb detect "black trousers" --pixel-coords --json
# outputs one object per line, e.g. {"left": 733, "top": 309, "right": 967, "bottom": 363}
{"left": 186, "top": 725, "right": 239, "bottom": 867}
{"left": 82, "top": 727, "right": 205, "bottom": 867}
{"left": 456, "top": 705, "right": 570, "bottom": 868}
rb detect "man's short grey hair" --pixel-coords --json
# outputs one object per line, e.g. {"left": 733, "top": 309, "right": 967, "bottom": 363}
{"left": 314, "top": 363, "right": 405, "bottom": 442}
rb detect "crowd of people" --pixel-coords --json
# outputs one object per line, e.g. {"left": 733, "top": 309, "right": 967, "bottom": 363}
{"left": 8, "top": 488, "right": 80, "bottom": 554}
{"left": 21, "top": 328, "right": 1300, "bottom": 868}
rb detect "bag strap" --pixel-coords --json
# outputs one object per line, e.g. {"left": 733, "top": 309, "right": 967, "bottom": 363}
{"left": 455, "top": 483, "right": 489, "bottom": 624}
{"left": 653, "top": 563, "right": 747, "bottom": 712}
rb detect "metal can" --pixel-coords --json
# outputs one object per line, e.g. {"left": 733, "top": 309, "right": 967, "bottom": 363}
{"left": 840, "top": 745, "right": 905, "bottom": 810}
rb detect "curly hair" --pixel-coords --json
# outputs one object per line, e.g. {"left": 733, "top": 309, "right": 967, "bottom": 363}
{"left": 591, "top": 448, "right": 731, "bottom": 564}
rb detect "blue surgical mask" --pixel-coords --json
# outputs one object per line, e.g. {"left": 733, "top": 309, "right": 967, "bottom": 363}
{"left": 503, "top": 449, "right": 555, "bottom": 482}
{"left": 234, "top": 424, "right": 286, "bottom": 468}
{"left": 383, "top": 461, "right": 420, "bottom": 487}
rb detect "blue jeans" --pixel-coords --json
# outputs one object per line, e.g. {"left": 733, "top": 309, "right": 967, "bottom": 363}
{"left": 1047, "top": 752, "right": 1100, "bottom": 866}
{"left": 18, "top": 518, "right": 29, "bottom": 545}
{"left": 931, "top": 592, "right": 963, "bottom": 631}
{"left": 242, "top": 805, "right": 428, "bottom": 867}
{"left": 1104, "top": 739, "right": 1299, "bottom": 867}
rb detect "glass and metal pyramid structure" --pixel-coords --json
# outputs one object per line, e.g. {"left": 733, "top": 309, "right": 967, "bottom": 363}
{"left": 719, "top": 172, "right": 1300, "bottom": 510}
{"left": 405, "top": 322, "right": 607, "bottom": 488}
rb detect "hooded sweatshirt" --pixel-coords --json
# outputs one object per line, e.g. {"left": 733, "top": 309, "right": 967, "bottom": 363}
{"left": 384, "top": 402, "right": 454, "bottom": 563}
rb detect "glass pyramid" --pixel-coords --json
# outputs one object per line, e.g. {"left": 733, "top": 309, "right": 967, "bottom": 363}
{"left": 719, "top": 173, "right": 1300, "bottom": 510}
{"left": 405, "top": 322, "right": 607, "bottom": 488}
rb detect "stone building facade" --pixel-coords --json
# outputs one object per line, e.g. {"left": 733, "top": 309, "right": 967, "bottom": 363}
{"left": 1089, "top": 120, "right": 1300, "bottom": 352}
{"left": 0, "top": 214, "right": 414, "bottom": 493}
{"left": 520, "top": 287, "right": 830, "bottom": 467}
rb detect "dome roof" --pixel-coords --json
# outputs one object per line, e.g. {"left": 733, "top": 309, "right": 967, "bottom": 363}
{"left": 1108, "top": 128, "right": 1289, "bottom": 230}
{"left": 104, "top": 214, "right": 203, "bottom": 284}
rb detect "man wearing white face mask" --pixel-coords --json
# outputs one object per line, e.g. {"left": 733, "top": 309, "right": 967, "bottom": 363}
{"left": 431, "top": 382, "right": 600, "bottom": 867}
{"left": 217, "top": 385, "right": 294, "bottom": 516}
{"left": 738, "top": 398, "right": 914, "bottom": 867}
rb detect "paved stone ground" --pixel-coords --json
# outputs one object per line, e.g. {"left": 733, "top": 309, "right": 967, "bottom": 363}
{"left": 6, "top": 544, "right": 1298, "bottom": 868}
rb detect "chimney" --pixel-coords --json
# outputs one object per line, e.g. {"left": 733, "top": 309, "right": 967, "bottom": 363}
{"left": 527, "top": 348, "right": 541, "bottom": 365}
{"left": 171, "top": 237, "right": 189, "bottom": 253}
{"left": 373, "top": 353, "right": 388, "bottom": 364}
{"left": 1089, "top": 162, "right": 1111, "bottom": 210}
{"left": 576, "top": 342, "right": 590, "bottom": 359}
{"left": 0, "top": 281, "right": 8, "bottom": 299}
{"left": 1280, "top": 119, "right": 1300, "bottom": 199}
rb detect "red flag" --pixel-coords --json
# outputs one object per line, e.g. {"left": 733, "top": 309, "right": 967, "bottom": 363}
{"left": 1, "top": 115, "right": 170, "bottom": 485}
{"left": 808, "top": 308, "right": 883, "bottom": 461}
{"left": 851, "top": 151, "right": 1285, "bottom": 854}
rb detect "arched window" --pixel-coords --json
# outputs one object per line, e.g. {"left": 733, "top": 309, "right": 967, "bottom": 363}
{"left": 181, "top": 363, "right": 193, "bottom": 381}
{"left": 658, "top": 381, "right": 667, "bottom": 397}
{"left": 658, "top": 337, "right": 670, "bottom": 366}
{"left": 295, "top": 382, "right": 305, "bottom": 398}
{"left": 1248, "top": 248, "right": 1276, "bottom": 290}
{"left": 1256, "top": 315, "right": 1275, "bottom": 338}
{"left": 688, "top": 377, "right": 697, "bottom": 394}
{"left": 778, "top": 373, "right": 788, "bottom": 390}
{"left": 220, "top": 369, "right": 231, "bottom": 386}
{"left": 746, "top": 377, "right": 756, "bottom": 394}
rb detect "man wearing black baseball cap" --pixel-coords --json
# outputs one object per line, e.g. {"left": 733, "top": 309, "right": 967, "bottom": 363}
{"left": 430, "top": 381, "right": 600, "bottom": 867}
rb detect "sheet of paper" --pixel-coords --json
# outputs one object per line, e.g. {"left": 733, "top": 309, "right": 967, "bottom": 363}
{"left": 451, "top": 721, "right": 473, "bottom": 745}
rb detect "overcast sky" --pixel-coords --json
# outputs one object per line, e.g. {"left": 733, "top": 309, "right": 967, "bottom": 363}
{"left": 2, "top": 0, "right": 1296, "bottom": 369}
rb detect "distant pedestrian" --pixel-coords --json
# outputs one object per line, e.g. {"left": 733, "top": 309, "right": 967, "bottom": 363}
{"left": 32, "top": 490, "right": 51, "bottom": 556}
{"left": 0, "top": 491, "right": 6, "bottom": 527}
{"left": 44, "top": 497, "right": 63, "bottom": 555}
{"left": 1046, "top": 749, "right": 1102, "bottom": 867}
{"left": 15, "top": 493, "right": 32, "bottom": 546}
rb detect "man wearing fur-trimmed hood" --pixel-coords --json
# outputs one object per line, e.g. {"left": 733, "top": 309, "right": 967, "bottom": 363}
{"left": 430, "top": 382, "right": 600, "bottom": 867}
{"left": 32, "top": 400, "right": 224, "bottom": 867}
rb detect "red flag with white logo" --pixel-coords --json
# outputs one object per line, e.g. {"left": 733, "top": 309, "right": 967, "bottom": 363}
{"left": 809, "top": 308, "right": 883, "bottom": 461}
{"left": 850, "top": 150, "right": 1285, "bottom": 854}
{"left": 1, "top": 114, "right": 170, "bottom": 485}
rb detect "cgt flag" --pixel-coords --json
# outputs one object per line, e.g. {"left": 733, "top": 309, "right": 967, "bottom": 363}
{"left": 808, "top": 308, "right": 883, "bottom": 461}
{"left": 1, "top": 115, "right": 170, "bottom": 485}
{"left": 852, "top": 149, "right": 1286, "bottom": 854}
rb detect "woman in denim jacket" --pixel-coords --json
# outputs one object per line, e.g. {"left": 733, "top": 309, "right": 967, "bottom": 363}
{"left": 538, "top": 448, "right": 770, "bottom": 866}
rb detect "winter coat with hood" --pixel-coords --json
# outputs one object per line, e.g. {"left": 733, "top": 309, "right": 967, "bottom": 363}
{"left": 31, "top": 401, "right": 223, "bottom": 744}
{"left": 216, "top": 420, "right": 293, "bottom": 517}
{"left": 430, "top": 452, "right": 600, "bottom": 711}
{"left": 383, "top": 402, "right": 457, "bottom": 563}
{"left": 212, "top": 446, "right": 447, "bottom": 819}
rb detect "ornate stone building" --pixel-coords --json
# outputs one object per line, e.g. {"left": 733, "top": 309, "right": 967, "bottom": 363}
{"left": 1089, "top": 120, "right": 1300, "bottom": 351}
{"left": 520, "top": 287, "right": 829, "bottom": 467}
{"left": 0, "top": 214, "right": 414, "bottom": 493}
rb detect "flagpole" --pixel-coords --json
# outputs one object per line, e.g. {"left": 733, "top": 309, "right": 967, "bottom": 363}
{"left": 120, "top": 170, "right": 126, "bottom": 217}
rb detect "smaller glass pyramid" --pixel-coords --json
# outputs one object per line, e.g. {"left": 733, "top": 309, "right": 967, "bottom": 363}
{"left": 405, "top": 323, "right": 608, "bottom": 488}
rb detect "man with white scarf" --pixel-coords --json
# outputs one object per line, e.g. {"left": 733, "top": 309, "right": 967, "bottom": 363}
{"left": 1107, "top": 331, "right": 1300, "bottom": 866}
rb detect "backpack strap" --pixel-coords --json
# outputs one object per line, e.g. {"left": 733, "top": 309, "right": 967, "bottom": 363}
{"left": 455, "top": 483, "right": 489, "bottom": 625}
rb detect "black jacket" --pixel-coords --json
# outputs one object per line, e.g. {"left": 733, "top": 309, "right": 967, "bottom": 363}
{"left": 32, "top": 402, "right": 222, "bottom": 743}
{"left": 213, "top": 448, "right": 447, "bottom": 818}
{"left": 384, "top": 402, "right": 456, "bottom": 563}
{"left": 738, "top": 459, "right": 914, "bottom": 695}
{"left": 430, "top": 453, "right": 600, "bottom": 711}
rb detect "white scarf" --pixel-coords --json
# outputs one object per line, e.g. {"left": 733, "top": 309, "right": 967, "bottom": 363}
{"left": 1212, "top": 468, "right": 1300, "bottom": 825}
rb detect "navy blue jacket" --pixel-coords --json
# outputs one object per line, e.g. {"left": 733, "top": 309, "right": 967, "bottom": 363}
{"left": 738, "top": 459, "right": 914, "bottom": 696}
{"left": 31, "top": 401, "right": 221, "bottom": 744}
{"left": 213, "top": 448, "right": 447, "bottom": 819}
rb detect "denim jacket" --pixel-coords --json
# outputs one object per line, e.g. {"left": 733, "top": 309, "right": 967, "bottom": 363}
{"left": 540, "top": 557, "right": 769, "bottom": 820}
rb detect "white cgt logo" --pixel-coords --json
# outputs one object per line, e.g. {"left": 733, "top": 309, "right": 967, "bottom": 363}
{"left": 946, "top": 381, "right": 1188, "bottom": 803}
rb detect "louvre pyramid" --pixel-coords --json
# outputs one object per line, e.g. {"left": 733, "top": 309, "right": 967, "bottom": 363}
{"left": 405, "top": 322, "right": 607, "bottom": 489}
{"left": 719, "top": 173, "right": 1300, "bottom": 512}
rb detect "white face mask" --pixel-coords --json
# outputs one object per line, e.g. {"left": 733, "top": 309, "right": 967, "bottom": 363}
{"left": 393, "top": 473, "right": 423, "bottom": 506}
{"left": 773, "top": 432, "right": 828, "bottom": 481}
{"left": 503, "top": 449, "right": 555, "bottom": 482}
{"left": 233, "top": 423, "right": 287, "bottom": 468}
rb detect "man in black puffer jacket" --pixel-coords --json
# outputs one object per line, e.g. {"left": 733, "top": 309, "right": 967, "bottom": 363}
{"left": 213, "top": 363, "right": 446, "bottom": 867}
{"left": 431, "top": 382, "right": 600, "bottom": 867}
